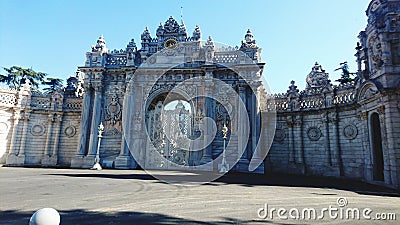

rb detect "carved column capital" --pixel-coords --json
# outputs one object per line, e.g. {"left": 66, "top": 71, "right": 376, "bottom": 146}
{"left": 55, "top": 113, "right": 63, "bottom": 123}
{"left": 92, "top": 82, "right": 103, "bottom": 92}
{"left": 12, "top": 110, "right": 22, "bottom": 121}
{"left": 47, "top": 114, "right": 55, "bottom": 122}
{"left": 293, "top": 115, "right": 302, "bottom": 127}
{"left": 22, "top": 111, "right": 31, "bottom": 121}
{"left": 377, "top": 105, "right": 385, "bottom": 114}
{"left": 360, "top": 111, "right": 368, "bottom": 120}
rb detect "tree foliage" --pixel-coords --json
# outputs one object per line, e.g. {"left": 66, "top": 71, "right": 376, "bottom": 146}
{"left": 0, "top": 66, "right": 46, "bottom": 89}
{"left": 43, "top": 77, "right": 64, "bottom": 93}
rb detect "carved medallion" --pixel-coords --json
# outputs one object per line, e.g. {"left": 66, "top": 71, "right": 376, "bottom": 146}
{"left": 307, "top": 126, "right": 322, "bottom": 141}
{"left": 149, "top": 56, "right": 156, "bottom": 64}
{"left": 105, "top": 93, "right": 122, "bottom": 125}
{"left": 274, "top": 128, "right": 286, "bottom": 143}
{"left": 343, "top": 124, "right": 358, "bottom": 140}
{"left": 164, "top": 39, "right": 178, "bottom": 50}
{"left": 64, "top": 125, "right": 77, "bottom": 137}
{"left": 31, "top": 124, "right": 46, "bottom": 136}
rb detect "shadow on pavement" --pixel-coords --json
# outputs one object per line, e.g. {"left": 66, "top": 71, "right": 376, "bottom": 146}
{"left": 0, "top": 209, "right": 294, "bottom": 225}
{"left": 46, "top": 170, "right": 400, "bottom": 197}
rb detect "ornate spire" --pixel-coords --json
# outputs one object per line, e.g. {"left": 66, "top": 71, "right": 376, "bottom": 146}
{"left": 286, "top": 80, "right": 299, "bottom": 98}
{"left": 241, "top": 29, "right": 257, "bottom": 49}
{"left": 127, "top": 38, "right": 136, "bottom": 48}
{"left": 164, "top": 16, "right": 180, "bottom": 33}
{"left": 91, "top": 35, "right": 108, "bottom": 53}
{"left": 205, "top": 36, "right": 214, "bottom": 47}
{"left": 192, "top": 25, "right": 201, "bottom": 41}
{"left": 141, "top": 27, "right": 151, "bottom": 41}
{"left": 156, "top": 23, "right": 164, "bottom": 37}
{"left": 179, "top": 20, "right": 187, "bottom": 36}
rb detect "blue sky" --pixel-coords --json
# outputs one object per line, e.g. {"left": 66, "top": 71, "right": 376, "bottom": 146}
{"left": 0, "top": 0, "right": 370, "bottom": 93}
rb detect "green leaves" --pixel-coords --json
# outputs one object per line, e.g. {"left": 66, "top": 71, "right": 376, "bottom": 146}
{"left": 0, "top": 66, "right": 64, "bottom": 93}
{"left": 1, "top": 66, "right": 47, "bottom": 89}
{"left": 43, "top": 77, "right": 64, "bottom": 93}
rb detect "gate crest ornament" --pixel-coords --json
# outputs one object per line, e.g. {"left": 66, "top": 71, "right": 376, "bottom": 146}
{"left": 105, "top": 93, "right": 121, "bottom": 125}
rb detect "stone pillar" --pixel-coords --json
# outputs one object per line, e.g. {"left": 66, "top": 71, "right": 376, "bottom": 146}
{"left": 6, "top": 109, "right": 25, "bottom": 166}
{"left": 7, "top": 109, "right": 21, "bottom": 155}
{"left": 42, "top": 113, "right": 60, "bottom": 166}
{"left": 115, "top": 93, "right": 137, "bottom": 169}
{"left": 114, "top": 81, "right": 139, "bottom": 169}
{"left": 286, "top": 116, "right": 295, "bottom": 162}
{"left": 249, "top": 86, "right": 263, "bottom": 173}
{"left": 76, "top": 84, "right": 92, "bottom": 156}
{"left": 238, "top": 85, "right": 248, "bottom": 162}
{"left": 52, "top": 114, "right": 62, "bottom": 157}
{"left": 360, "top": 111, "right": 373, "bottom": 181}
{"left": 44, "top": 114, "right": 54, "bottom": 157}
{"left": 87, "top": 84, "right": 103, "bottom": 156}
{"left": 330, "top": 111, "right": 343, "bottom": 176}
{"left": 71, "top": 79, "right": 93, "bottom": 168}
{"left": 323, "top": 112, "right": 332, "bottom": 166}
{"left": 18, "top": 111, "right": 30, "bottom": 157}
{"left": 293, "top": 115, "right": 303, "bottom": 164}
{"left": 378, "top": 105, "right": 393, "bottom": 186}
{"left": 199, "top": 75, "right": 213, "bottom": 166}
{"left": 382, "top": 102, "right": 400, "bottom": 188}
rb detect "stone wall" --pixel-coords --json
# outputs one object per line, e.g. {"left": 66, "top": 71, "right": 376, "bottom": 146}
{"left": 0, "top": 82, "right": 82, "bottom": 167}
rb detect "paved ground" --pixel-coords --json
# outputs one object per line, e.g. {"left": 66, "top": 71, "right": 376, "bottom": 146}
{"left": 0, "top": 167, "right": 399, "bottom": 225}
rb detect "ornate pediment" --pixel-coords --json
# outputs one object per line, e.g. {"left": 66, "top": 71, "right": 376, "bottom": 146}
{"left": 357, "top": 82, "right": 380, "bottom": 102}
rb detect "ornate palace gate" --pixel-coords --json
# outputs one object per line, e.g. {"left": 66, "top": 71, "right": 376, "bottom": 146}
{"left": 146, "top": 99, "right": 192, "bottom": 169}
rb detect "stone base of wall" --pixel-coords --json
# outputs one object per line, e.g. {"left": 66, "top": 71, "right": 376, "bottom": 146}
{"left": 115, "top": 155, "right": 137, "bottom": 169}
{"left": 70, "top": 155, "right": 96, "bottom": 168}
{"left": 6, "top": 154, "right": 25, "bottom": 166}
{"left": 233, "top": 159, "right": 264, "bottom": 174}
{"left": 41, "top": 156, "right": 57, "bottom": 166}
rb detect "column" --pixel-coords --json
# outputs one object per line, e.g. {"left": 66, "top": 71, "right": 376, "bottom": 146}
{"left": 52, "top": 113, "right": 63, "bottom": 157}
{"left": 238, "top": 84, "right": 248, "bottom": 163}
{"left": 360, "top": 111, "right": 372, "bottom": 180}
{"left": 44, "top": 114, "right": 54, "bottom": 156}
{"left": 71, "top": 81, "right": 93, "bottom": 168}
{"left": 294, "top": 115, "right": 303, "bottom": 164}
{"left": 8, "top": 110, "right": 21, "bottom": 155}
{"left": 287, "top": 116, "right": 295, "bottom": 162}
{"left": 18, "top": 111, "right": 30, "bottom": 156}
{"left": 200, "top": 78, "right": 213, "bottom": 163}
{"left": 323, "top": 112, "right": 332, "bottom": 166}
{"left": 76, "top": 84, "right": 92, "bottom": 156}
{"left": 330, "top": 112, "right": 341, "bottom": 167}
{"left": 87, "top": 84, "right": 103, "bottom": 156}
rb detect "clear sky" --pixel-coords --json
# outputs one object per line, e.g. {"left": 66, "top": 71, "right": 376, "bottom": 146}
{"left": 0, "top": 0, "right": 370, "bottom": 93}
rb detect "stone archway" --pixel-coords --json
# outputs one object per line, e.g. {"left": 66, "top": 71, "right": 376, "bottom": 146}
{"left": 145, "top": 93, "right": 194, "bottom": 169}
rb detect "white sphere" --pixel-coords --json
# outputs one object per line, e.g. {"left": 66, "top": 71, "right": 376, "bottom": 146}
{"left": 29, "top": 208, "right": 60, "bottom": 225}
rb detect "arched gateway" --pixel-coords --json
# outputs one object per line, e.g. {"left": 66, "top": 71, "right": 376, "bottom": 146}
{"left": 71, "top": 16, "right": 271, "bottom": 173}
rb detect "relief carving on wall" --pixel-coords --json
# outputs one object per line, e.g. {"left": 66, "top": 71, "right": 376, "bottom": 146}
{"left": 343, "top": 124, "right": 358, "bottom": 140}
{"left": 274, "top": 123, "right": 286, "bottom": 144}
{"left": 64, "top": 124, "right": 77, "bottom": 138}
{"left": 31, "top": 123, "right": 46, "bottom": 136}
{"left": 105, "top": 93, "right": 122, "bottom": 126}
{"left": 307, "top": 126, "right": 322, "bottom": 141}
{"left": 368, "top": 34, "right": 384, "bottom": 71}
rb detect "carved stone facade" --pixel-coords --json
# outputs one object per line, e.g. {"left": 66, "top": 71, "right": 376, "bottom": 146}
{"left": 0, "top": 1, "right": 399, "bottom": 189}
